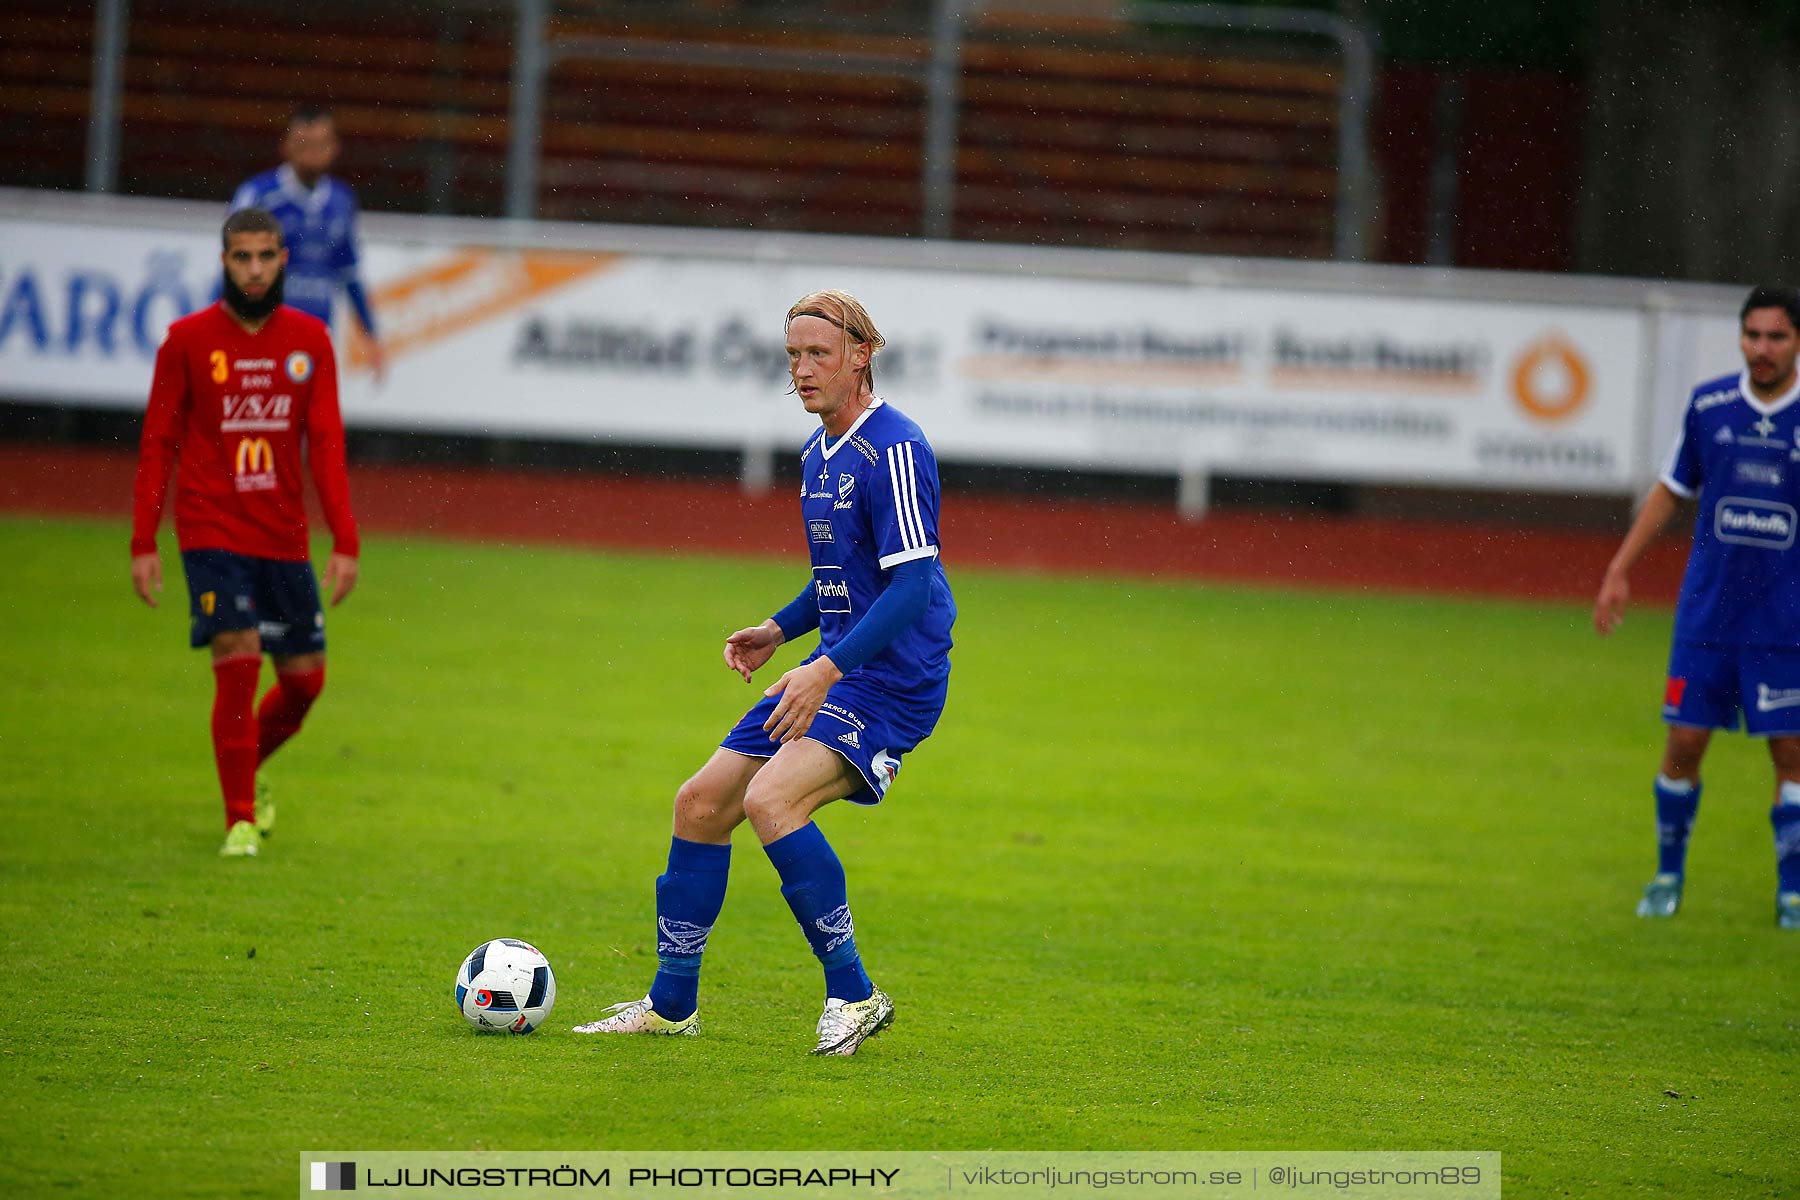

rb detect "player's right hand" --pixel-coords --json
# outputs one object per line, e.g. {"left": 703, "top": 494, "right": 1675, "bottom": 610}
{"left": 324, "top": 553, "right": 359, "bottom": 606}
{"left": 723, "top": 622, "right": 784, "bottom": 682}
{"left": 1594, "top": 569, "right": 1629, "bottom": 637}
{"left": 130, "top": 552, "right": 162, "bottom": 608}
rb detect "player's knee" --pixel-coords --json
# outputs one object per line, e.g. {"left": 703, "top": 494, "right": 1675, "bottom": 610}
{"left": 1663, "top": 729, "right": 1709, "bottom": 774}
{"left": 673, "top": 774, "right": 737, "bottom": 839}
{"left": 740, "top": 778, "right": 776, "bottom": 826}
{"left": 740, "top": 777, "right": 798, "bottom": 833}
{"left": 1769, "top": 738, "right": 1800, "bottom": 778}
{"left": 212, "top": 628, "right": 262, "bottom": 658}
{"left": 281, "top": 665, "right": 325, "bottom": 703}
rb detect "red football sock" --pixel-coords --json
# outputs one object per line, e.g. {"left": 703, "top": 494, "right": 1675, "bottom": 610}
{"left": 211, "top": 653, "right": 262, "bottom": 827}
{"left": 257, "top": 665, "right": 325, "bottom": 763}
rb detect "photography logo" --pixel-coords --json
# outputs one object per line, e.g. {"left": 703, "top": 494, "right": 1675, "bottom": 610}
{"left": 310, "top": 1161, "right": 356, "bottom": 1191}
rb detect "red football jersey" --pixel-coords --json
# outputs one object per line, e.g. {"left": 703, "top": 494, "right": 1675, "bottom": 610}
{"left": 131, "top": 303, "right": 358, "bottom": 561}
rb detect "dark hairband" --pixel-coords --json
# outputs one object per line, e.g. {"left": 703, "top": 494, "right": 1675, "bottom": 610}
{"left": 791, "top": 309, "right": 869, "bottom": 342}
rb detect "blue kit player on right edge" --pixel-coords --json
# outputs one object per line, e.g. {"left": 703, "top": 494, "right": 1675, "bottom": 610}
{"left": 574, "top": 289, "right": 955, "bottom": 1054}
{"left": 1595, "top": 285, "right": 1800, "bottom": 929}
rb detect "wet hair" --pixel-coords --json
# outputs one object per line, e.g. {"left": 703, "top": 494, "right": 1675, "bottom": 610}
{"left": 221, "top": 206, "right": 284, "bottom": 249}
{"left": 785, "top": 290, "right": 886, "bottom": 391}
{"left": 289, "top": 104, "right": 333, "bottom": 129}
{"left": 1740, "top": 285, "right": 1800, "bottom": 331}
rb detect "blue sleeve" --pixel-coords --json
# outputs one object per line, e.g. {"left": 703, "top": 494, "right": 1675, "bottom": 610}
{"left": 1659, "top": 397, "right": 1701, "bottom": 499}
{"left": 823, "top": 557, "right": 931, "bottom": 675}
{"left": 336, "top": 192, "right": 377, "bottom": 336}
{"left": 344, "top": 279, "right": 378, "bottom": 337}
{"left": 227, "top": 178, "right": 260, "bottom": 214}
{"left": 771, "top": 581, "right": 820, "bottom": 643}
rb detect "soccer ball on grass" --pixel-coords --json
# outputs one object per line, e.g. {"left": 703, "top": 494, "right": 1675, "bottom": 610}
{"left": 455, "top": 939, "right": 555, "bottom": 1033}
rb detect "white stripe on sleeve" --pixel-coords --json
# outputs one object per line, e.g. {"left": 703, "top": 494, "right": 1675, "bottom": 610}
{"left": 878, "top": 545, "right": 939, "bottom": 570}
{"left": 900, "top": 443, "right": 929, "bottom": 549}
{"left": 1658, "top": 415, "right": 1696, "bottom": 498}
{"left": 886, "top": 445, "right": 922, "bottom": 552}
{"left": 886, "top": 447, "right": 915, "bottom": 551}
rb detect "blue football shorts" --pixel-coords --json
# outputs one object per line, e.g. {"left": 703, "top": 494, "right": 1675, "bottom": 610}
{"left": 720, "top": 671, "right": 946, "bottom": 806}
{"left": 180, "top": 548, "right": 325, "bottom": 656}
{"left": 1663, "top": 640, "right": 1800, "bottom": 736}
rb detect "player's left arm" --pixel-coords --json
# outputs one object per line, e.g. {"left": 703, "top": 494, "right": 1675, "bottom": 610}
{"left": 336, "top": 193, "right": 384, "bottom": 380}
{"left": 304, "top": 334, "right": 361, "bottom": 605}
{"left": 763, "top": 438, "right": 940, "bottom": 743}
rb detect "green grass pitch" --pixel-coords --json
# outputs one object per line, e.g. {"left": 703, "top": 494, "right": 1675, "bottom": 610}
{"left": 0, "top": 513, "right": 1794, "bottom": 1198}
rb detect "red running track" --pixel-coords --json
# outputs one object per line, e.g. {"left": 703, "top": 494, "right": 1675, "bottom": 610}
{"left": 0, "top": 443, "right": 1687, "bottom": 604}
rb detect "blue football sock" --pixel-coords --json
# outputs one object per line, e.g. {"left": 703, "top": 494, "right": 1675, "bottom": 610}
{"left": 647, "top": 837, "right": 731, "bottom": 1021}
{"left": 1773, "top": 783, "right": 1800, "bottom": 894}
{"left": 1654, "top": 775, "right": 1701, "bottom": 877}
{"left": 763, "top": 822, "right": 874, "bottom": 1003}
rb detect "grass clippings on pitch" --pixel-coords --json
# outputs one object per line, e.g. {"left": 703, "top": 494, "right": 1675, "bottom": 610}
{"left": 0, "top": 514, "right": 1793, "bottom": 1198}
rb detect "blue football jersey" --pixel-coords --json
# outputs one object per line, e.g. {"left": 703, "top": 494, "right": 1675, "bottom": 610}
{"left": 799, "top": 398, "right": 955, "bottom": 694}
{"left": 229, "top": 165, "right": 366, "bottom": 326}
{"left": 1662, "top": 369, "right": 1800, "bottom": 646}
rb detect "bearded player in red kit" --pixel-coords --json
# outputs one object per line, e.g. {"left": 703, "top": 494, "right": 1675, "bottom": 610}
{"left": 130, "top": 208, "right": 360, "bottom": 857}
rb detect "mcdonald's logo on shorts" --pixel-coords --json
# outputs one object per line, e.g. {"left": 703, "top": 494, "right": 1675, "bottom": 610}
{"left": 234, "top": 436, "right": 278, "bottom": 491}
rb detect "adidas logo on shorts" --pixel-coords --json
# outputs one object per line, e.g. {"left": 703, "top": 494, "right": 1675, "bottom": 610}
{"left": 838, "top": 730, "right": 860, "bottom": 749}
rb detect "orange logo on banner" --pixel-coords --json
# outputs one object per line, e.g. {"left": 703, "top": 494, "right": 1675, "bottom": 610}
{"left": 235, "top": 436, "right": 274, "bottom": 475}
{"left": 1512, "top": 335, "right": 1591, "bottom": 421}
{"left": 347, "top": 250, "right": 614, "bottom": 370}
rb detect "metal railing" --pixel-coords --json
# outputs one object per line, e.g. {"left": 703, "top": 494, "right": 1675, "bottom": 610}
{"left": 1128, "top": 2, "right": 1376, "bottom": 261}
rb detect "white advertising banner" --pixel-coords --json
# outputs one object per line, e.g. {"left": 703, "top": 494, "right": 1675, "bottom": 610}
{"left": 0, "top": 196, "right": 1741, "bottom": 494}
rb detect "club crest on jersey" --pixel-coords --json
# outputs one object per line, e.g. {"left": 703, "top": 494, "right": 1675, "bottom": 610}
{"left": 836, "top": 474, "right": 856, "bottom": 509}
{"left": 284, "top": 351, "right": 313, "bottom": 383}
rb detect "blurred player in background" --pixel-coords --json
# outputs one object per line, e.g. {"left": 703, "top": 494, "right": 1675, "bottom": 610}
{"left": 575, "top": 290, "right": 956, "bottom": 1054}
{"left": 1595, "top": 285, "right": 1800, "bottom": 929}
{"left": 130, "top": 208, "right": 361, "bottom": 858}
{"left": 229, "top": 105, "right": 385, "bottom": 381}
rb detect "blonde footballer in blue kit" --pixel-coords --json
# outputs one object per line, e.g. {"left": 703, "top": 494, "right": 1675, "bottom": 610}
{"left": 575, "top": 290, "right": 956, "bottom": 1054}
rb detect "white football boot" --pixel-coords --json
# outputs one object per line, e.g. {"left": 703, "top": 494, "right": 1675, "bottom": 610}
{"left": 572, "top": 996, "right": 699, "bottom": 1036}
{"left": 811, "top": 986, "right": 893, "bottom": 1056}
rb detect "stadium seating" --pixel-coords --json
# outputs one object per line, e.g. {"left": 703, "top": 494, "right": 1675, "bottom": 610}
{"left": 0, "top": 0, "right": 1339, "bottom": 257}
